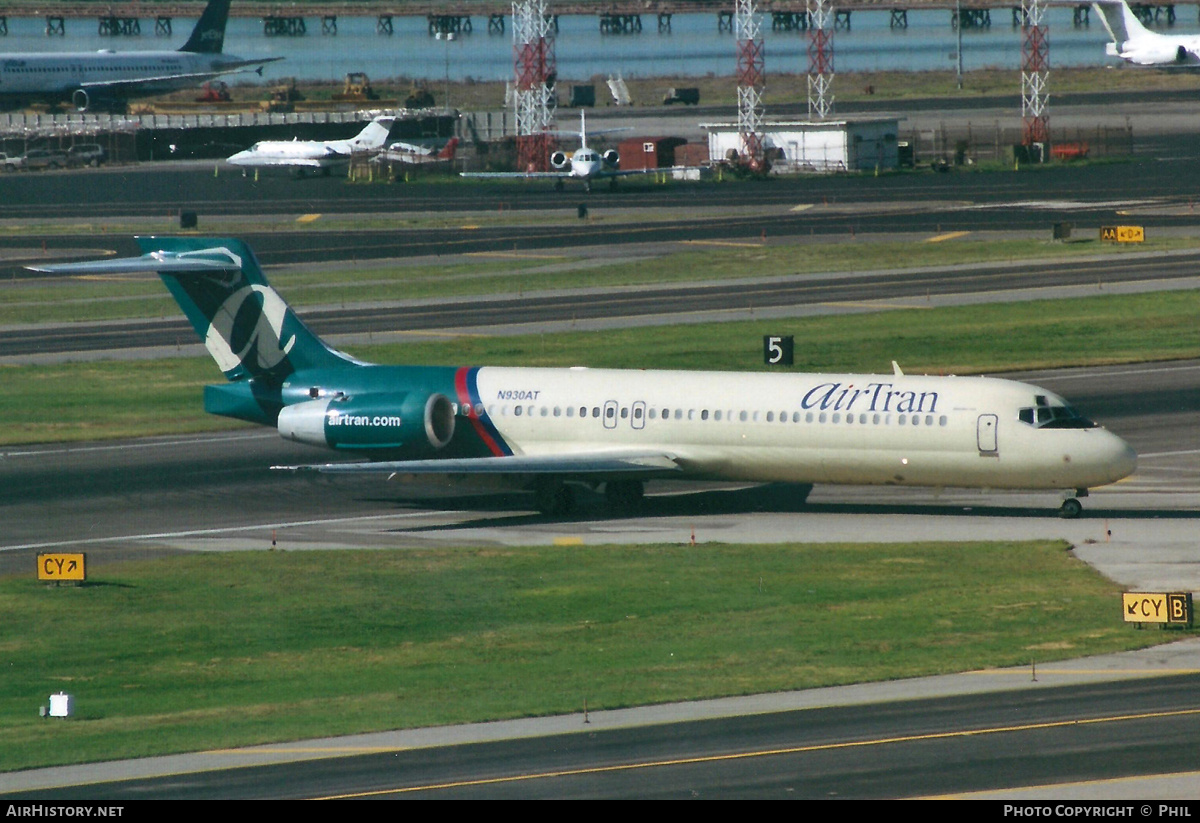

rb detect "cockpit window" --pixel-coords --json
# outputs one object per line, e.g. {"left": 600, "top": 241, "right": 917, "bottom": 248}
{"left": 1018, "top": 403, "right": 1097, "bottom": 429}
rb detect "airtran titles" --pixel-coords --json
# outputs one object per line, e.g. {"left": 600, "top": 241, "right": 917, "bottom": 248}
{"left": 800, "top": 382, "right": 939, "bottom": 414}
{"left": 485, "top": 381, "right": 939, "bottom": 414}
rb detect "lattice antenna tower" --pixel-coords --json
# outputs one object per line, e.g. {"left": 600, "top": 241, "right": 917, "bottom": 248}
{"left": 735, "top": 0, "right": 766, "bottom": 166}
{"left": 1020, "top": 0, "right": 1049, "bottom": 149}
{"left": 513, "top": 0, "right": 556, "bottom": 172}
{"left": 807, "top": 0, "right": 834, "bottom": 120}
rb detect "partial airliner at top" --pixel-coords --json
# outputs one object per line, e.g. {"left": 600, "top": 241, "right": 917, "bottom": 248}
{"left": 1093, "top": 0, "right": 1200, "bottom": 67}
{"left": 0, "top": 0, "right": 281, "bottom": 112}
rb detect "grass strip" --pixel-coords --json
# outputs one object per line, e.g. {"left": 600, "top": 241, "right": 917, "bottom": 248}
{"left": 0, "top": 541, "right": 1175, "bottom": 772}
{"left": 4, "top": 237, "right": 1197, "bottom": 325}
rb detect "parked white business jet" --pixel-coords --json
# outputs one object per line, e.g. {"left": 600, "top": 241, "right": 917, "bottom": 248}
{"left": 0, "top": 0, "right": 281, "bottom": 112}
{"left": 461, "top": 110, "right": 680, "bottom": 191}
{"left": 225, "top": 116, "right": 394, "bottom": 177}
{"left": 1093, "top": 0, "right": 1200, "bottom": 67}
{"left": 28, "top": 238, "right": 1138, "bottom": 519}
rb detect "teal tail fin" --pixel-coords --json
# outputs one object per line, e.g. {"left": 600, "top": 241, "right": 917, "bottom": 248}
{"left": 133, "top": 237, "right": 360, "bottom": 383}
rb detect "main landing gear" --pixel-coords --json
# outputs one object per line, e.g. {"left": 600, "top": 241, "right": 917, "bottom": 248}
{"left": 532, "top": 479, "right": 646, "bottom": 517}
{"left": 604, "top": 479, "right": 644, "bottom": 511}
{"left": 534, "top": 479, "right": 575, "bottom": 517}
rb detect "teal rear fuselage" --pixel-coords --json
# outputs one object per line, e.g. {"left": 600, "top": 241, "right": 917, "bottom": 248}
{"left": 207, "top": 364, "right": 512, "bottom": 461}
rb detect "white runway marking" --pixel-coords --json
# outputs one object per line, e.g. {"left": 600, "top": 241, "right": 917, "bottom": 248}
{"left": 0, "top": 512, "right": 434, "bottom": 553}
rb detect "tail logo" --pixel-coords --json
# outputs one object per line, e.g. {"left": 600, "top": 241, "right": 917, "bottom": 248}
{"left": 205, "top": 284, "right": 296, "bottom": 375}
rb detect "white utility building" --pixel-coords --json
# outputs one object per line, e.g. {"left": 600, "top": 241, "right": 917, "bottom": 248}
{"left": 702, "top": 118, "right": 902, "bottom": 172}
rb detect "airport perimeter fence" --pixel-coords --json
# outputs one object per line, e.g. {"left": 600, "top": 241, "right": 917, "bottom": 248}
{"left": 0, "top": 108, "right": 447, "bottom": 164}
{"left": 905, "top": 121, "right": 1136, "bottom": 166}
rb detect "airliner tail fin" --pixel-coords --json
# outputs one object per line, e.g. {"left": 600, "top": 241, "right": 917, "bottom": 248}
{"left": 28, "top": 237, "right": 361, "bottom": 384}
{"left": 179, "top": 0, "right": 232, "bottom": 55}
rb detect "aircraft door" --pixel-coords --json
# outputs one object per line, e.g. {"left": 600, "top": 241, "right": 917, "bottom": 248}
{"left": 631, "top": 401, "right": 646, "bottom": 430}
{"left": 977, "top": 414, "right": 998, "bottom": 455}
{"left": 602, "top": 400, "right": 618, "bottom": 430}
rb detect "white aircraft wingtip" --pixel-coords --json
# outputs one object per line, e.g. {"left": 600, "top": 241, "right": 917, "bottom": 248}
{"left": 893, "top": 361, "right": 904, "bottom": 377}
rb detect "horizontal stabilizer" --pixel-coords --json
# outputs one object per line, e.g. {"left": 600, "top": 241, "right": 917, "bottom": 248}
{"left": 26, "top": 250, "right": 238, "bottom": 275}
{"left": 274, "top": 450, "right": 684, "bottom": 478}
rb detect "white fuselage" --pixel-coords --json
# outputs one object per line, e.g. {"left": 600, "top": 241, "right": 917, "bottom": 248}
{"left": 226, "top": 139, "right": 354, "bottom": 170}
{"left": 463, "top": 367, "right": 1135, "bottom": 491}
{"left": 0, "top": 51, "right": 257, "bottom": 100}
{"left": 566, "top": 149, "right": 607, "bottom": 181}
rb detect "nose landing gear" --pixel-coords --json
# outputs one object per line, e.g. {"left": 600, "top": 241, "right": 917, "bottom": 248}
{"left": 1058, "top": 489, "right": 1088, "bottom": 519}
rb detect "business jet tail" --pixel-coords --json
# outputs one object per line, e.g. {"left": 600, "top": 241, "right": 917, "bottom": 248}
{"left": 348, "top": 117, "right": 396, "bottom": 152}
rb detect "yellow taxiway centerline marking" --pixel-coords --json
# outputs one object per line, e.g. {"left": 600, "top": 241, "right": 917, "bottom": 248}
{"left": 926, "top": 230, "right": 971, "bottom": 243}
{"left": 316, "top": 706, "right": 1200, "bottom": 799}
{"left": 296, "top": 214, "right": 322, "bottom": 223}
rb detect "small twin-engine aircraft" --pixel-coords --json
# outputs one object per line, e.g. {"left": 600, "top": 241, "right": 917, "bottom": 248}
{"left": 373, "top": 137, "right": 459, "bottom": 167}
{"left": 461, "top": 110, "right": 683, "bottom": 191}
{"left": 30, "top": 238, "right": 1136, "bottom": 518}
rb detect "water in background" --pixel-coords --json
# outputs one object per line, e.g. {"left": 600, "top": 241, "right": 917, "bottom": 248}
{"left": 0, "top": 9, "right": 1126, "bottom": 84}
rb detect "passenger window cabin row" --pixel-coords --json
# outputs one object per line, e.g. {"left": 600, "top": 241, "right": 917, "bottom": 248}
{"left": 456, "top": 402, "right": 951, "bottom": 429}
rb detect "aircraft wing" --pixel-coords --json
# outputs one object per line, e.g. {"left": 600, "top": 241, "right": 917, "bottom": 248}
{"left": 460, "top": 171, "right": 572, "bottom": 180}
{"left": 78, "top": 58, "right": 284, "bottom": 91}
{"left": 27, "top": 253, "right": 236, "bottom": 275}
{"left": 233, "top": 157, "right": 326, "bottom": 168}
{"left": 274, "top": 450, "right": 685, "bottom": 479}
{"left": 604, "top": 166, "right": 696, "bottom": 178}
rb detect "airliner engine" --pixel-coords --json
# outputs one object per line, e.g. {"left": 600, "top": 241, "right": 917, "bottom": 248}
{"left": 550, "top": 150, "right": 570, "bottom": 170}
{"left": 1120, "top": 42, "right": 1195, "bottom": 64}
{"left": 277, "top": 392, "right": 456, "bottom": 454}
{"left": 602, "top": 149, "right": 619, "bottom": 167}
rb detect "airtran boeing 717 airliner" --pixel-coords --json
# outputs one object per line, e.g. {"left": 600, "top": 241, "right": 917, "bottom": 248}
{"left": 31, "top": 238, "right": 1137, "bottom": 518}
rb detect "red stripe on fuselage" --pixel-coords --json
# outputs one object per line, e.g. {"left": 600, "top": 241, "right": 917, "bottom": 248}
{"left": 455, "top": 366, "right": 508, "bottom": 457}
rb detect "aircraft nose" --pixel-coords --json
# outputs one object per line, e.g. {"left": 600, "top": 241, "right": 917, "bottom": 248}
{"left": 1098, "top": 431, "right": 1137, "bottom": 485}
{"left": 1112, "top": 435, "right": 1138, "bottom": 481}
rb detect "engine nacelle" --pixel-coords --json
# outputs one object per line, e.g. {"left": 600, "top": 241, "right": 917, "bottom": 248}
{"left": 71, "top": 89, "right": 90, "bottom": 112}
{"left": 550, "top": 150, "right": 570, "bottom": 170}
{"left": 1121, "top": 42, "right": 1196, "bottom": 65}
{"left": 277, "top": 392, "right": 456, "bottom": 455}
{"left": 602, "top": 149, "right": 619, "bottom": 167}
